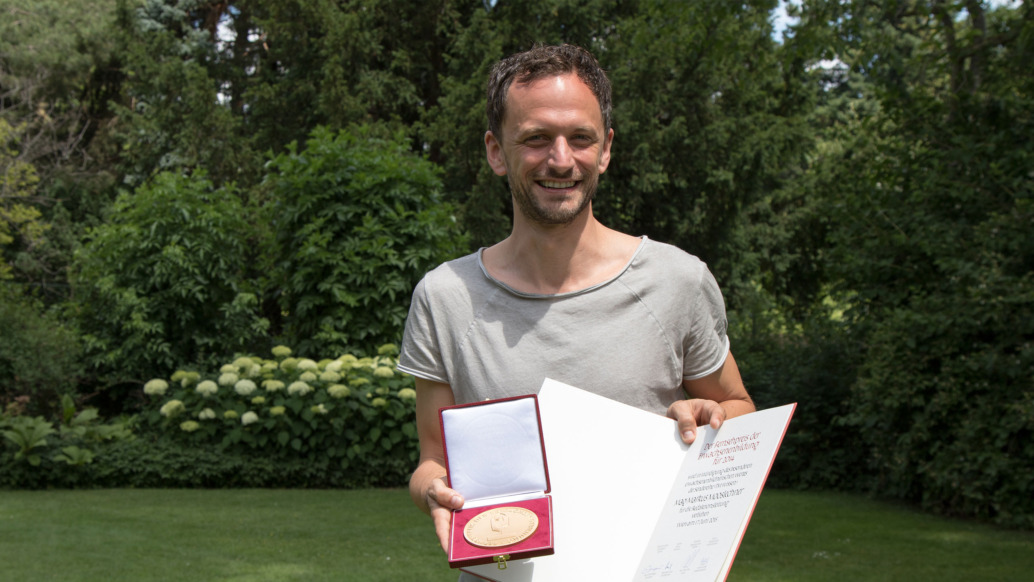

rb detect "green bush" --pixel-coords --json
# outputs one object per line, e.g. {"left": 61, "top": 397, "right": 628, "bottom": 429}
{"left": 70, "top": 171, "right": 270, "bottom": 396}
{"left": 138, "top": 344, "right": 418, "bottom": 488}
{"left": 1, "top": 345, "right": 419, "bottom": 490}
{"left": 0, "top": 284, "right": 82, "bottom": 418}
{"left": 0, "top": 395, "right": 134, "bottom": 488}
{"left": 264, "top": 124, "right": 467, "bottom": 356}
{"left": 843, "top": 298, "right": 1034, "bottom": 529}
{"left": 737, "top": 313, "right": 866, "bottom": 491}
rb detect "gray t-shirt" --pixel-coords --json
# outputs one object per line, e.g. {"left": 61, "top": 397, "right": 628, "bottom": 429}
{"left": 398, "top": 237, "right": 730, "bottom": 416}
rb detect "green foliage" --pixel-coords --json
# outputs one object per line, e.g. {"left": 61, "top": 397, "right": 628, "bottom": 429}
{"left": 0, "top": 119, "right": 46, "bottom": 281}
{"left": 113, "top": 0, "right": 255, "bottom": 188}
{"left": 0, "top": 415, "right": 56, "bottom": 466}
{"left": 736, "top": 307, "right": 865, "bottom": 491}
{"left": 0, "top": 284, "right": 83, "bottom": 417}
{"left": 795, "top": 0, "right": 1034, "bottom": 528}
{"left": 0, "top": 396, "right": 134, "bottom": 487}
{"left": 71, "top": 171, "right": 269, "bottom": 392}
{"left": 0, "top": 1, "right": 122, "bottom": 300}
{"left": 138, "top": 344, "right": 419, "bottom": 488}
{"left": 265, "top": 125, "right": 466, "bottom": 355}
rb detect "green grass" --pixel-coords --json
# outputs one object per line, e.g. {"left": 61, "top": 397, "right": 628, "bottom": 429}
{"left": 0, "top": 488, "right": 454, "bottom": 582}
{"left": 1, "top": 488, "right": 1031, "bottom": 581}
{"left": 733, "top": 490, "right": 1034, "bottom": 581}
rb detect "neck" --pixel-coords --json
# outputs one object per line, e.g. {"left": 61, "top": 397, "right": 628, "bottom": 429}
{"left": 483, "top": 205, "right": 639, "bottom": 295}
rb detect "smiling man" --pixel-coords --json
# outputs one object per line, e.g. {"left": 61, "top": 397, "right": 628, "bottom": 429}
{"left": 398, "top": 44, "right": 755, "bottom": 562}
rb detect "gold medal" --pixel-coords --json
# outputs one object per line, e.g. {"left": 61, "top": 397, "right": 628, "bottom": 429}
{"left": 463, "top": 506, "right": 539, "bottom": 548}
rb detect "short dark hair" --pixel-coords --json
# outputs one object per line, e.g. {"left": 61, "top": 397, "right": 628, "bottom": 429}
{"left": 486, "top": 44, "right": 612, "bottom": 139}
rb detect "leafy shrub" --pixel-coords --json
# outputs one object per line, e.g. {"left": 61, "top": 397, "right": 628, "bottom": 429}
{"left": 70, "top": 171, "right": 269, "bottom": 397}
{"left": 844, "top": 297, "right": 1034, "bottom": 529}
{"left": 0, "top": 284, "right": 82, "bottom": 418}
{"left": 0, "top": 395, "right": 135, "bottom": 488}
{"left": 264, "top": 124, "right": 467, "bottom": 356}
{"left": 139, "top": 344, "right": 418, "bottom": 488}
{"left": 735, "top": 311, "right": 865, "bottom": 491}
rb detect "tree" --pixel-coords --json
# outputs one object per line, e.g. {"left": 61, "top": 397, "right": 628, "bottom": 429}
{"left": 111, "top": 0, "right": 254, "bottom": 188}
{"left": 0, "top": 0, "right": 124, "bottom": 302}
{"left": 800, "top": 0, "right": 1034, "bottom": 527}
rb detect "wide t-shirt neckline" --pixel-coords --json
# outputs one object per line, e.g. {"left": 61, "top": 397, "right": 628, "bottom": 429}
{"left": 476, "top": 236, "right": 648, "bottom": 299}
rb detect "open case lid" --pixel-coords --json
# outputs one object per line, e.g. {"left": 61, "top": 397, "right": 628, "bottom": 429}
{"left": 440, "top": 394, "right": 550, "bottom": 503}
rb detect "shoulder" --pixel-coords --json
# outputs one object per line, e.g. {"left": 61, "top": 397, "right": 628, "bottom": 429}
{"left": 418, "top": 251, "right": 481, "bottom": 288}
{"left": 633, "top": 238, "right": 710, "bottom": 281}
{"left": 411, "top": 250, "right": 488, "bottom": 307}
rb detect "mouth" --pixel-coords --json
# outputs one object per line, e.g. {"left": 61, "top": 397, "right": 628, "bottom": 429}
{"left": 538, "top": 180, "right": 577, "bottom": 189}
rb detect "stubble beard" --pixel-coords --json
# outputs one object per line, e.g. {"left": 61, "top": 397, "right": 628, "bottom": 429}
{"left": 509, "top": 173, "right": 599, "bottom": 227}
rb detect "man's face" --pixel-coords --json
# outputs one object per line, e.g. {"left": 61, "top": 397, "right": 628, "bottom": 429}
{"left": 485, "top": 73, "right": 614, "bottom": 227}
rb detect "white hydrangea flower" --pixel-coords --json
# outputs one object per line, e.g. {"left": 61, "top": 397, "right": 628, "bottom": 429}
{"left": 263, "top": 379, "right": 285, "bottom": 392}
{"left": 241, "top": 411, "right": 259, "bottom": 425}
{"left": 143, "top": 379, "right": 169, "bottom": 396}
{"left": 160, "top": 400, "right": 185, "bottom": 418}
{"left": 196, "top": 380, "right": 219, "bottom": 397}
{"left": 319, "top": 370, "right": 342, "bottom": 383}
{"left": 234, "top": 379, "right": 257, "bottom": 396}
{"left": 328, "top": 384, "right": 351, "bottom": 399}
{"left": 287, "top": 381, "right": 313, "bottom": 396}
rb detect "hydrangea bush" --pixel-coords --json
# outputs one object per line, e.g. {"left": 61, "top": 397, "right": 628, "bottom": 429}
{"left": 142, "top": 344, "right": 418, "bottom": 486}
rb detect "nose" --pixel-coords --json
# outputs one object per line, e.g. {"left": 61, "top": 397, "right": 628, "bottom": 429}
{"left": 547, "top": 137, "right": 575, "bottom": 174}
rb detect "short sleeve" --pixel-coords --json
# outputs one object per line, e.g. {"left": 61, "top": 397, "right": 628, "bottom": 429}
{"left": 397, "top": 276, "right": 450, "bottom": 384}
{"left": 681, "top": 266, "right": 730, "bottom": 380}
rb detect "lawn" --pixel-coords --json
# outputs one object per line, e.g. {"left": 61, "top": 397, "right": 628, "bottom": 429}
{"left": 1, "top": 488, "right": 1031, "bottom": 581}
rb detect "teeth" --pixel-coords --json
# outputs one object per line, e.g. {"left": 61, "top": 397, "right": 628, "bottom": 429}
{"left": 540, "top": 180, "right": 576, "bottom": 189}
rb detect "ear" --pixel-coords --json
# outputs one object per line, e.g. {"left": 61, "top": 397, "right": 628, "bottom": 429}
{"left": 485, "top": 131, "right": 508, "bottom": 176}
{"left": 597, "top": 128, "right": 614, "bottom": 174}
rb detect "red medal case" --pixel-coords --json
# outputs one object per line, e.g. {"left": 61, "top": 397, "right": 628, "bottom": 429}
{"left": 440, "top": 394, "right": 554, "bottom": 570}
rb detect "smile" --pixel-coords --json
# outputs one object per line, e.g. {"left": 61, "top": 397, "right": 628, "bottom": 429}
{"left": 539, "top": 180, "right": 577, "bottom": 189}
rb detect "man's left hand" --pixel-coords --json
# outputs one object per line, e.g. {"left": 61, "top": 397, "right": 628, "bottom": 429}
{"left": 667, "top": 398, "right": 726, "bottom": 444}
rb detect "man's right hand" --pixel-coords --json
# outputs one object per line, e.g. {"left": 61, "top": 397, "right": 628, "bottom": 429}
{"left": 426, "top": 476, "right": 465, "bottom": 552}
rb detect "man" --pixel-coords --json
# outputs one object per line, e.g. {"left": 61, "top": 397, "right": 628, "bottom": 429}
{"left": 398, "top": 44, "right": 755, "bottom": 555}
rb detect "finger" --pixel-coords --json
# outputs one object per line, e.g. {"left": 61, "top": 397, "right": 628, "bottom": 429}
{"left": 427, "top": 478, "right": 464, "bottom": 553}
{"left": 667, "top": 400, "right": 700, "bottom": 444}
{"left": 429, "top": 478, "right": 464, "bottom": 510}
{"left": 431, "top": 506, "right": 453, "bottom": 552}
{"left": 708, "top": 403, "right": 726, "bottom": 429}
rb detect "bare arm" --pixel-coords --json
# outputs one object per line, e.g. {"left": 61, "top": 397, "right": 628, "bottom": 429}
{"left": 668, "top": 351, "right": 755, "bottom": 444}
{"left": 408, "top": 378, "right": 464, "bottom": 552}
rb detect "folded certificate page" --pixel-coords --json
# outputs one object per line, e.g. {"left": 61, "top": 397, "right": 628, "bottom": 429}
{"left": 462, "top": 379, "right": 795, "bottom": 582}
